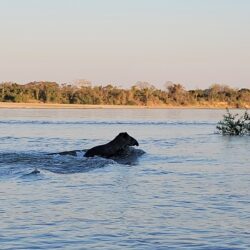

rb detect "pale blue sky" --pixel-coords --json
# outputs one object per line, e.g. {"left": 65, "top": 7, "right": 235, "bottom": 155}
{"left": 0, "top": 0, "right": 249, "bottom": 89}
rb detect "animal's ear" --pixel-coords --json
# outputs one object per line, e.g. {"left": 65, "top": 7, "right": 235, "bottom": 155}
{"left": 122, "top": 132, "right": 129, "bottom": 138}
{"left": 119, "top": 132, "right": 128, "bottom": 137}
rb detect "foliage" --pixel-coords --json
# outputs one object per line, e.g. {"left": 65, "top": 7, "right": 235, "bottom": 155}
{"left": 0, "top": 82, "right": 249, "bottom": 108}
{"left": 216, "top": 109, "right": 250, "bottom": 135}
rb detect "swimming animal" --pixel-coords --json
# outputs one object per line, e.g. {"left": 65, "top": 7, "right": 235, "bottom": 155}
{"left": 84, "top": 132, "right": 139, "bottom": 158}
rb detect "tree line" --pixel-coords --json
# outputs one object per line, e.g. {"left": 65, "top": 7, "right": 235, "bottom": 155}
{"left": 0, "top": 81, "right": 249, "bottom": 108}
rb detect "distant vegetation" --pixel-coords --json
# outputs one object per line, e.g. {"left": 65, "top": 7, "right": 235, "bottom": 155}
{"left": 216, "top": 109, "right": 250, "bottom": 135}
{"left": 0, "top": 81, "right": 249, "bottom": 108}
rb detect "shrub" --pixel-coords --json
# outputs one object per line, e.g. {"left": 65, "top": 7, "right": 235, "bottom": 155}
{"left": 216, "top": 109, "right": 250, "bottom": 135}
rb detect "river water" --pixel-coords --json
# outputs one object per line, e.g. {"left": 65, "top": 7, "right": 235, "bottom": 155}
{"left": 0, "top": 108, "right": 249, "bottom": 250}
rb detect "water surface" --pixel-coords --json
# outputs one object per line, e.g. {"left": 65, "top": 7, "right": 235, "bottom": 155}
{"left": 0, "top": 109, "right": 249, "bottom": 249}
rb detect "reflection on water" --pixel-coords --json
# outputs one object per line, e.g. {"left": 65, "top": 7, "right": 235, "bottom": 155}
{"left": 0, "top": 109, "right": 249, "bottom": 249}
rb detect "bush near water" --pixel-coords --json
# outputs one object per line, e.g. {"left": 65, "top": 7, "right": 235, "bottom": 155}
{"left": 216, "top": 109, "right": 250, "bottom": 135}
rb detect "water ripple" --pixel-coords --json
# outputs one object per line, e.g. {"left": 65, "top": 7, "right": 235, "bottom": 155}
{"left": 0, "top": 119, "right": 216, "bottom": 126}
{"left": 0, "top": 109, "right": 249, "bottom": 250}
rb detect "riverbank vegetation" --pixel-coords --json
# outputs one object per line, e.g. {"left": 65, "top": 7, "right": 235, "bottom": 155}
{"left": 0, "top": 81, "right": 249, "bottom": 108}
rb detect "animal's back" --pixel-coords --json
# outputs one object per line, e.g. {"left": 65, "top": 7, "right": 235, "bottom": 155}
{"left": 84, "top": 145, "right": 111, "bottom": 157}
{"left": 84, "top": 132, "right": 139, "bottom": 158}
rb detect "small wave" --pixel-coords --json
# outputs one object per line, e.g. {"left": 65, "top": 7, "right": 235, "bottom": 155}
{"left": 0, "top": 146, "right": 146, "bottom": 177}
{"left": 20, "top": 168, "right": 42, "bottom": 179}
{"left": 1, "top": 149, "right": 144, "bottom": 177}
{"left": 0, "top": 119, "right": 216, "bottom": 126}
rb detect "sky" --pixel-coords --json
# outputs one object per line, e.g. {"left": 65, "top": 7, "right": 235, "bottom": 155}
{"left": 0, "top": 0, "right": 249, "bottom": 89}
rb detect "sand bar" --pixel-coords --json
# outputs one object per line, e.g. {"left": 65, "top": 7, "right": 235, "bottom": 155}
{"left": 0, "top": 102, "right": 246, "bottom": 109}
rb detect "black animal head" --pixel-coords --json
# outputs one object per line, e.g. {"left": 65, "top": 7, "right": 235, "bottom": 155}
{"left": 118, "top": 132, "right": 139, "bottom": 146}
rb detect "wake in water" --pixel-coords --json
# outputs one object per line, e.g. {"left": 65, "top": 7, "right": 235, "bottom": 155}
{"left": 0, "top": 147, "right": 145, "bottom": 178}
{"left": 0, "top": 152, "right": 115, "bottom": 177}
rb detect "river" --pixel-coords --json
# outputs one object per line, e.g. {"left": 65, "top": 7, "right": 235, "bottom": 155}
{"left": 0, "top": 108, "right": 249, "bottom": 249}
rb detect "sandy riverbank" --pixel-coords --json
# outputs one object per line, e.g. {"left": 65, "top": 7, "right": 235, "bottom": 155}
{"left": 0, "top": 102, "right": 245, "bottom": 109}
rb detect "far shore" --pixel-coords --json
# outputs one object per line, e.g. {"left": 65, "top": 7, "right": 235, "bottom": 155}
{"left": 0, "top": 102, "right": 248, "bottom": 109}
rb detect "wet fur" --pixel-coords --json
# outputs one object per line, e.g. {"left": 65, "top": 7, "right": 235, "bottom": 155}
{"left": 84, "top": 132, "right": 139, "bottom": 158}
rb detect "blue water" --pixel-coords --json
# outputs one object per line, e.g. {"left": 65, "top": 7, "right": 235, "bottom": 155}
{"left": 0, "top": 108, "right": 249, "bottom": 250}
